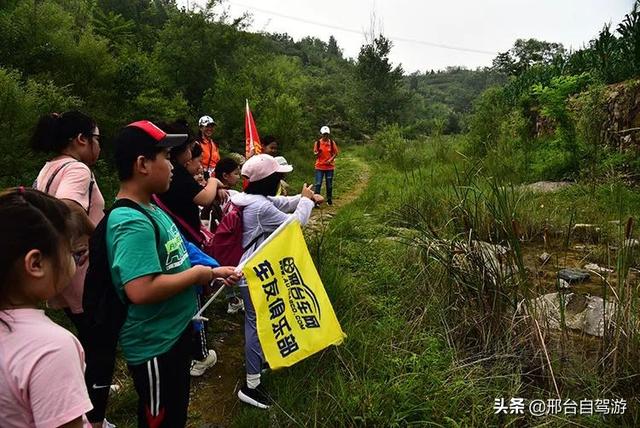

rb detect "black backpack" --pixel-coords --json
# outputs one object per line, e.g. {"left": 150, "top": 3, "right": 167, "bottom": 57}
{"left": 83, "top": 199, "right": 159, "bottom": 343}
{"left": 315, "top": 138, "right": 337, "bottom": 155}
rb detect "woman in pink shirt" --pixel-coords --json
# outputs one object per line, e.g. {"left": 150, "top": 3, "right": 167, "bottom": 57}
{"left": 32, "top": 112, "right": 112, "bottom": 428}
{"left": 0, "top": 187, "right": 94, "bottom": 427}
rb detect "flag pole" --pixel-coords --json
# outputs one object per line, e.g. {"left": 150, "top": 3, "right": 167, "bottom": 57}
{"left": 192, "top": 280, "right": 227, "bottom": 321}
{"left": 236, "top": 216, "right": 299, "bottom": 273}
{"left": 246, "top": 99, "right": 254, "bottom": 156}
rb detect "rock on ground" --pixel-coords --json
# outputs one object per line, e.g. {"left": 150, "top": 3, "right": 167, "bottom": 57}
{"left": 521, "top": 181, "right": 574, "bottom": 193}
{"left": 529, "top": 292, "right": 616, "bottom": 337}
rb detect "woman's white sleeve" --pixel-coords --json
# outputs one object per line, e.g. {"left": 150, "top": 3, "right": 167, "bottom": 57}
{"left": 268, "top": 194, "right": 302, "bottom": 213}
{"left": 259, "top": 197, "right": 315, "bottom": 230}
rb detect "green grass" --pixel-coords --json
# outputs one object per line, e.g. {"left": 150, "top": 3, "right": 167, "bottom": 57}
{"left": 234, "top": 136, "right": 640, "bottom": 426}
{"left": 234, "top": 139, "right": 528, "bottom": 426}
{"left": 45, "top": 135, "right": 640, "bottom": 426}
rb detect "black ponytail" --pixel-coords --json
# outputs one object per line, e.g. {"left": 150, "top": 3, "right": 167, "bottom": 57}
{"left": 30, "top": 111, "right": 96, "bottom": 153}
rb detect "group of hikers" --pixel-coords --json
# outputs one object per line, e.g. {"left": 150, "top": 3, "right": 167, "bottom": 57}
{"left": 0, "top": 111, "right": 340, "bottom": 428}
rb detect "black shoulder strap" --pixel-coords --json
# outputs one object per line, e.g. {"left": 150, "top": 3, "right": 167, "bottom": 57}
{"left": 42, "top": 160, "right": 95, "bottom": 215}
{"left": 243, "top": 232, "right": 268, "bottom": 253}
{"left": 110, "top": 199, "right": 160, "bottom": 248}
{"left": 43, "top": 160, "right": 77, "bottom": 193}
{"left": 86, "top": 172, "right": 95, "bottom": 214}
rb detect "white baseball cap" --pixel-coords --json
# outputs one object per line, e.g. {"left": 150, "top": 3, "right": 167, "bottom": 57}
{"left": 320, "top": 126, "right": 330, "bottom": 135}
{"left": 199, "top": 115, "right": 216, "bottom": 127}
{"left": 242, "top": 154, "right": 293, "bottom": 182}
{"left": 274, "top": 156, "right": 291, "bottom": 167}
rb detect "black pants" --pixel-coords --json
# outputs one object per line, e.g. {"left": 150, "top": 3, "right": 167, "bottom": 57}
{"left": 65, "top": 309, "right": 117, "bottom": 424}
{"left": 128, "top": 326, "right": 192, "bottom": 428}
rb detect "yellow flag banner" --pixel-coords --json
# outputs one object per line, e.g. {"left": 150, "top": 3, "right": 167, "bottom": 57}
{"left": 240, "top": 219, "right": 346, "bottom": 369}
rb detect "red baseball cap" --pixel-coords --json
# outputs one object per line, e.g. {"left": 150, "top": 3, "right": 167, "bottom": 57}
{"left": 127, "top": 120, "right": 188, "bottom": 147}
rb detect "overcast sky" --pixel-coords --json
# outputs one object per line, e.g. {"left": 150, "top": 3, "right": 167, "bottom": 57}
{"left": 181, "top": 0, "right": 634, "bottom": 73}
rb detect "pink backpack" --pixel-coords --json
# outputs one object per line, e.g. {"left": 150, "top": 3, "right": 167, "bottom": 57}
{"left": 211, "top": 202, "right": 267, "bottom": 266}
{"left": 210, "top": 203, "right": 245, "bottom": 266}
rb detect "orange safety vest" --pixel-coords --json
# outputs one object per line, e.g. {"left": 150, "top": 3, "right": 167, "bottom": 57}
{"left": 199, "top": 137, "right": 220, "bottom": 171}
{"left": 314, "top": 138, "right": 338, "bottom": 170}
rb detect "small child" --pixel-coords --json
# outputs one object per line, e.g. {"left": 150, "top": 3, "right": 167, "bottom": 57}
{"left": 214, "top": 157, "right": 244, "bottom": 314}
{"left": 261, "top": 135, "right": 278, "bottom": 156}
{"left": 214, "top": 157, "right": 242, "bottom": 209}
{"left": 0, "top": 187, "right": 94, "bottom": 427}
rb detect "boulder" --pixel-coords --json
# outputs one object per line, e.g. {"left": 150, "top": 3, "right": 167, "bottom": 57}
{"left": 558, "top": 268, "right": 590, "bottom": 283}
{"left": 451, "top": 240, "right": 518, "bottom": 285}
{"left": 529, "top": 292, "right": 616, "bottom": 337}
{"left": 584, "top": 263, "right": 614, "bottom": 274}
{"left": 582, "top": 296, "right": 616, "bottom": 337}
{"left": 522, "top": 181, "right": 574, "bottom": 193}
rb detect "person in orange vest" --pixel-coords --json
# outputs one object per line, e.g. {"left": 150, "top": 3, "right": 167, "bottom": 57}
{"left": 314, "top": 126, "right": 339, "bottom": 205}
{"left": 196, "top": 115, "right": 220, "bottom": 179}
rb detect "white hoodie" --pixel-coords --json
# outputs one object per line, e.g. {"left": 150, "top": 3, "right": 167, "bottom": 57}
{"left": 230, "top": 192, "right": 315, "bottom": 266}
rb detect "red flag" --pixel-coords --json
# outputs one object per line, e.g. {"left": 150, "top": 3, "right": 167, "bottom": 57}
{"left": 245, "top": 100, "right": 262, "bottom": 158}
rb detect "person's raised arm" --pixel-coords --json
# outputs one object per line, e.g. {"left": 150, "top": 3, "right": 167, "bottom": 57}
{"left": 259, "top": 184, "right": 317, "bottom": 231}
{"left": 193, "top": 176, "right": 222, "bottom": 207}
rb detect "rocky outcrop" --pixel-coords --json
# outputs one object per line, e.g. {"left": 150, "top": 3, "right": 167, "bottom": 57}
{"left": 603, "top": 80, "right": 640, "bottom": 149}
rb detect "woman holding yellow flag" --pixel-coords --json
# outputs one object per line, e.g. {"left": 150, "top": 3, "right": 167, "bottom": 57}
{"left": 230, "top": 154, "right": 324, "bottom": 409}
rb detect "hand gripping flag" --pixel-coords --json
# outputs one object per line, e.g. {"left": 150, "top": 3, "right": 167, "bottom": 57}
{"left": 245, "top": 99, "right": 262, "bottom": 158}
{"left": 238, "top": 218, "right": 346, "bottom": 369}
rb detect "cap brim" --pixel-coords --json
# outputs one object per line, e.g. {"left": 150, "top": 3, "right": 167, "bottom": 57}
{"left": 158, "top": 133, "right": 188, "bottom": 147}
{"left": 276, "top": 164, "right": 293, "bottom": 174}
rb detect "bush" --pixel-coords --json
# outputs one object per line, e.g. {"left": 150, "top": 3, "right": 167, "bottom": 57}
{"left": 0, "top": 67, "right": 82, "bottom": 188}
{"left": 466, "top": 86, "right": 510, "bottom": 157}
{"left": 370, "top": 124, "right": 411, "bottom": 169}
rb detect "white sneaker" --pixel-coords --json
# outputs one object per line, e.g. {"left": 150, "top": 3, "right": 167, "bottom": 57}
{"left": 227, "top": 296, "right": 245, "bottom": 314}
{"left": 190, "top": 349, "right": 217, "bottom": 376}
{"left": 102, "top": 419, "right": 116, "bottom": 428}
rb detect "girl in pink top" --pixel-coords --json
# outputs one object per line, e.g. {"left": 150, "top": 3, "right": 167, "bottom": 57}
{"left": 0, "top": 187, "right": 94, "bottom": 427}
{"left": 32, "top": 111, "right": 105, "bottom": 313}
{"left": 32, "top": 112, "right": 112, "bottom": 428}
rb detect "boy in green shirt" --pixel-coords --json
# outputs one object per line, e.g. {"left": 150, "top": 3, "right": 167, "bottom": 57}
{"left": 108, "top": 121, "right": 241, "bottom": 427}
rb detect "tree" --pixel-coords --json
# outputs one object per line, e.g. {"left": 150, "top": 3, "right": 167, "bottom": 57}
{"left": 327, "top": 35, "right": 342, "bottom": 58}
{"left": 617, "top": 1, "right": 640, "bottom": 78}
{"left": 356, "top": 34, "right": 407, "bottom": 130}
{"left": 592, "top": 24, "right": 621, "bottom": 83}
{"left": 93, "top": 8, "right": 136, "bottom": 51}
{"left": 152, "top": 8, "right": 243, "bottom": 107}
{"left": 492, "top": 38, "right": 566, "bottom": 76}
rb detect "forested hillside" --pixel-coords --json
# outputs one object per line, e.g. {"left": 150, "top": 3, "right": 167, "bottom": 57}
{"left": 0, "top": 0, "right": 502, "bottom": 192}
{"left": 466, "top": 2, "right": 640, "bottom": 183}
